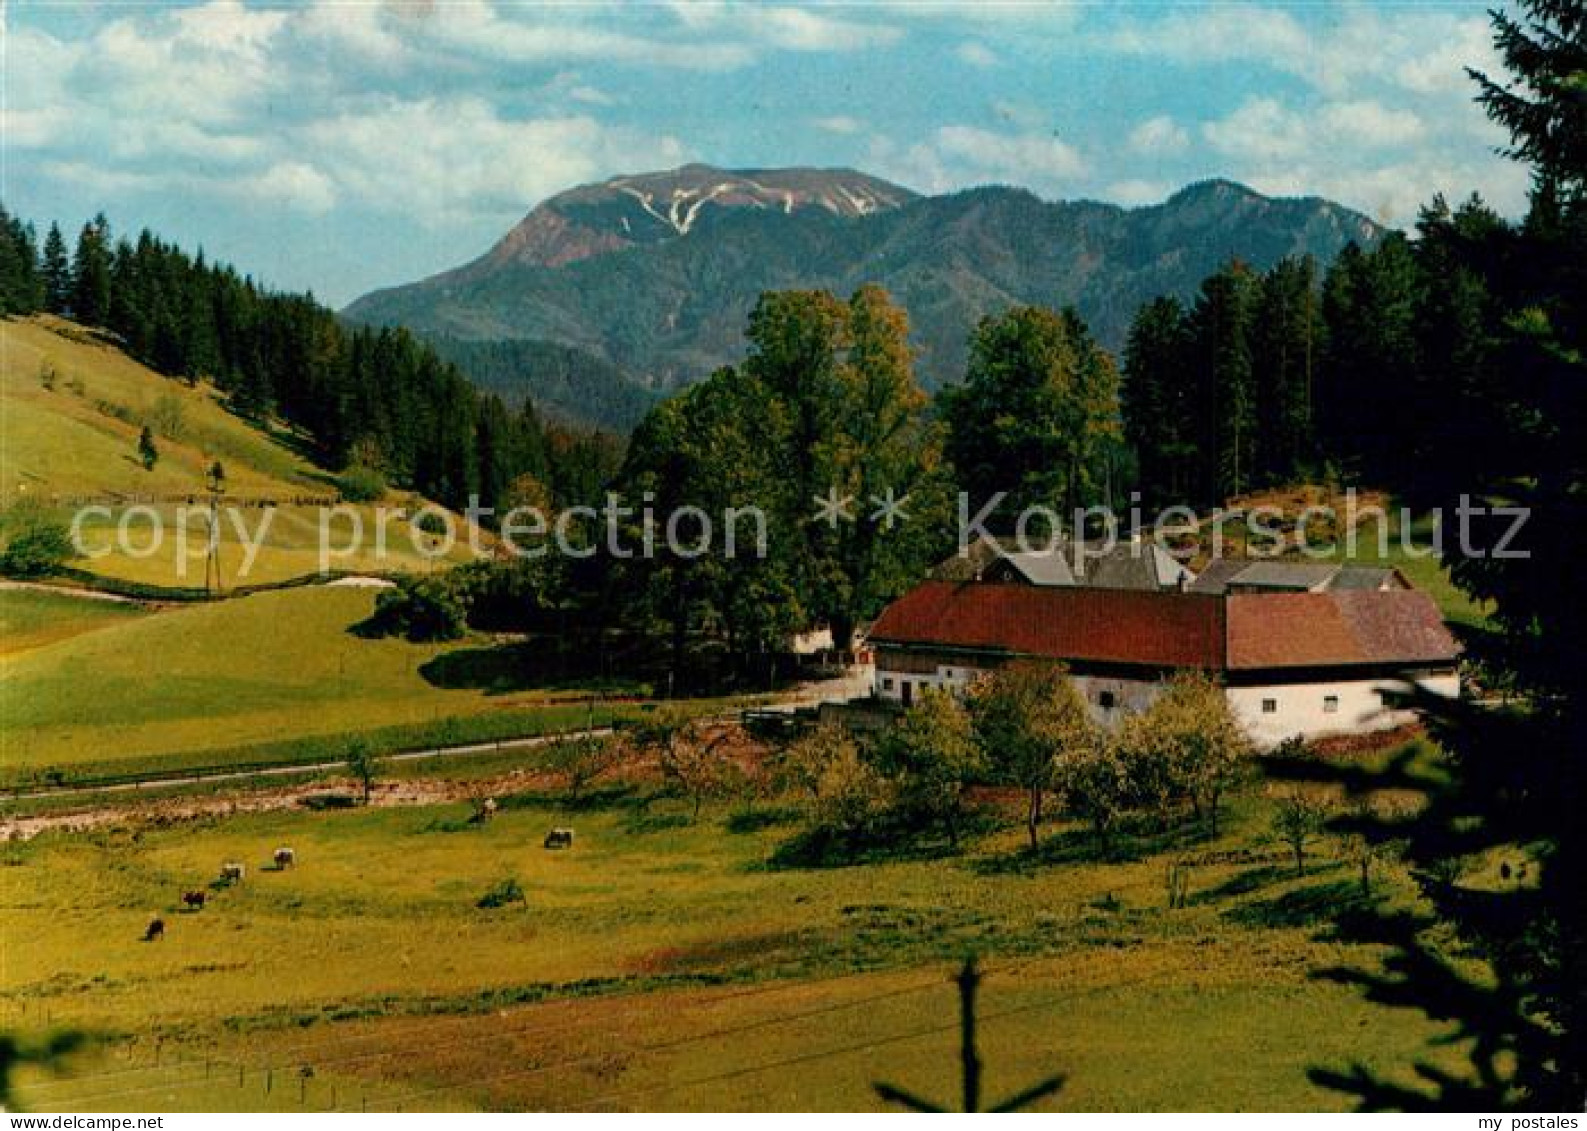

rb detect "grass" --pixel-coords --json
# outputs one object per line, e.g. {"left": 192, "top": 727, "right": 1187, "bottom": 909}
{"left": 1, "top": 316, "right": 475, "bottom": 587}
{"left": 0, "top": 589, "right": 149, "bottom": 655}
{"left": 2, "top": 781, "right": 1470, "bottom": 1111}
{"left": 0, "top": 585, "right": 685, "bottom": 784}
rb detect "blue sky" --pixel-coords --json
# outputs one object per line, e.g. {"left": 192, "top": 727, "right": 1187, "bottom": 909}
{"left": 3, "top": 1, "right": 1529, "bottom": 308}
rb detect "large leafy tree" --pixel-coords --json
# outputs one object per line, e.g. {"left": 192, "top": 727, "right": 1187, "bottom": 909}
{"left": 943, "top": 305, "right": 1120, "bottom": 523}
{"left": 742, "top": 285, "right": 950, "bottom": 649}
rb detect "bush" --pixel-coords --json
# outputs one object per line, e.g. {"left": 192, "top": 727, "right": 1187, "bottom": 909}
{"left": 361, "top": 573, "right": 470, "bottom": 642}
{"left": 337, "top": 464, "right": 386, "bottom": 503}
{"left": 145, "top": 393, "right": 187, "bottom": 442}
{"left": 0, "top": 499, "right": 75, "bottom": 578}
{"left": 476, "top": 877, "right": 527, "bottom": 909}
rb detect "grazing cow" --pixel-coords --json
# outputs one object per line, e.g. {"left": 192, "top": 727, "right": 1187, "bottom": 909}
{"left": 182, "top": 890, "right": 207, "bottom": 910}
{"left": 481, "top": 798, "right": 498, "bottom": 820}
{"left": 273, "top": 847, "right": 296, "bottom": 870}
{"left": 543, "top": 827, "right": 574, "bottom": 850}
{"left": 144, "top": 917, "right": 165, "bottom": 942}
{"left": 220, "top": 862, "right": 246, "bottom": 884}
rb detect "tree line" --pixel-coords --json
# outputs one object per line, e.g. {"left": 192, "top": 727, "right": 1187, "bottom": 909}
{"left": 0, "top": 208, "right": 618, "bottom": 513}
{"left": 1122, "top": 196, "right": 1509, "bottom": 508}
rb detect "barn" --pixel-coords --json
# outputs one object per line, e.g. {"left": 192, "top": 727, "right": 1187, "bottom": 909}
{"left": 866, "top": 579, "right": 1460, "bottom": 746}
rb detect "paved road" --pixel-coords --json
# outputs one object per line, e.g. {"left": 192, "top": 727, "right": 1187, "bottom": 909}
{"left": 0, "top": 726, "right": 623, "bottom": 803}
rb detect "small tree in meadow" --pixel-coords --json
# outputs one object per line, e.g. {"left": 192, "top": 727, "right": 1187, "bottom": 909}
{"left": 1059, "top": 735, "right": 1131, "bottom": 848}
{"left": 546, "top": 734, "right": 622, "bottom": 805}
{"left": 875, "top": 688, "right": 985, "bottom": 847}
{"left": 137, "top": 425, "right": 158, "bottom": 471}
{"left": 346, "top": 739, "right": 383, "bottom": 805}
{"left": 1273, "top": 790, "right": 1330, "bottom": 876}
{"left": 779, "top": 723, "right": 892, "bottom": 842}
{"left": 967, "top": 660, "right": 1097, "bottom": 850}
{"left": 1138, "top": 673, "right": 1252, "bottom": 834}
{"left": 630, "top": 709, "right": 734, "bottom": 822}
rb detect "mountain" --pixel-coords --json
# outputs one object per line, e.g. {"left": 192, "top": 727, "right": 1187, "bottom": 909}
{"left": 345, "top": 166, "right": 1384, "bottom": 427}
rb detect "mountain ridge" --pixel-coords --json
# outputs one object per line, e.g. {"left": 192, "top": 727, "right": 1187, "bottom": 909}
{"left": 345, "top": 167, "right": 1384, "bottom": 429}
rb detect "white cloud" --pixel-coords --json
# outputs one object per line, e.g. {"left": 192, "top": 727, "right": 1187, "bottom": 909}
{"left": 1197, "top": 94, "right": 1525, "bottom": 225}
{"left": 1106, "top": 179, "right": 1173, "bottom": 207}
{"left": 1127, "top": 115, "right": 1189, "bottom": 157}
{"left": 245, "top": 161, "right": 339, "bottom": 215}
{"left": 1203, "top": 97, "right": 1424, "bottom": 164}
{"left": 872, "top": 125, "right": 1087, "bottom": 196}
{"left": 956, "top": 42, "right": 998, "bottom": 68}
{"left": 1094, "top": 5, "right": 1501, "bottom": 99}
{"left": 669, "top": 3, "right": 901, "bottom": 52}
{"left": 811, "top": 115, "right": 864, "bottom": 135}
{"left": 937, "top": 126, "right": 1087, "bottom": 182}
{"left": 299, "top": 98, "right": 691, "bottom": 221}
{"left": 425, "top": 2, "right": 754, "bottom": 70}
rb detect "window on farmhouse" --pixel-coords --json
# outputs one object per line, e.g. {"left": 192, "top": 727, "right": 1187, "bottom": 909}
{"left": 882, "top": 678, "right": 894, "bottom": 691}
{"left": 1098, "top": 691, "right": 1116, "bottom": 709}
{"left": 1262, "top": 698, "right": 1277, "bottom": 714}
{"left": 1323, "top": 695, "right": 1340, "bottom": 713}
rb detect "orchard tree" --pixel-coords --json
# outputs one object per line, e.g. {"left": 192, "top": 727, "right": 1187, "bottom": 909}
{"left": 968, "top": 661, "right": 1097, "bottom": 850}
{"left": 876, "top": 688, "right": 984, "bottom": 846}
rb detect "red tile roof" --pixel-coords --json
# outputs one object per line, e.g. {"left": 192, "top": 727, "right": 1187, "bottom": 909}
{"left": 1224, "top": 590, "right": 1459, "bottom": 670}
{"left": 867, "top": 582, "right": 1227, "bottom": 669}
{"left": 868, "top": 581, "right": 1459, "bottom": 673}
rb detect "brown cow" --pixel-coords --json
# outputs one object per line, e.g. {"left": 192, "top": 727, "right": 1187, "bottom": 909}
{"left": 143, "top": 917, "right": 165, "bottom": 942}
{"left": 182, "top": 890, "right": 207, "bottom": 910}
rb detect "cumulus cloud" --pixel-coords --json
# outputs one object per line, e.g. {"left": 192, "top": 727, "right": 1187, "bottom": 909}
{"left": 872, "top": 125, "right": 1087, "bottom": 196}
{"left": 1127, "top": 116, "right": 1189, "bottom": 157}
{"left": 1199, "top": 95, "right": 1525, "bottom": 223}
{"left": 662, "top": 2, "right": 900, "bottom": 53}
{"left": 956, "top": 42, "right": 998, "bottom": 67}
{"left": 300, "top": 99, "right": 691, "bottom": 220}
{"left": 811, "top": 115, "right": 864, "bottom": 135}
{"left": 1094, "top": 5, "right": 1501, "bottom": 99}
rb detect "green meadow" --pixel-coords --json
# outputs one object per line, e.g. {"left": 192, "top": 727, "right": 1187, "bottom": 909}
{"left": 0, "top": 586, "right": 653, "bottom": 785}
{"left": 4, "top": 778, "right": 1468, "bottom": 1112}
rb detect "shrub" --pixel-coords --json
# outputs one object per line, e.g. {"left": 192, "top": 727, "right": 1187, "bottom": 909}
{"left": 476, "top": 877, "right": 527, "bottom": 909}
{"left": 145, "top": 393, "right": 187, "bottom": 442}
{"left": 362, "top": 574, "right": 470, "bottom": 641}
{"left": 337, "top": 464, "right": 386, "bottom": 503}
{"left": 0, "top": 498, "right": 75, "bottom": 578}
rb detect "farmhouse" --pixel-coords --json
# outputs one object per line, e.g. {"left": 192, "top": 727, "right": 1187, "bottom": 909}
{"left": 867, "top": 579, "right": 1460, "bottom": 746}
{"left": 931, "top": 535, "right": 1194, "bottom": 591}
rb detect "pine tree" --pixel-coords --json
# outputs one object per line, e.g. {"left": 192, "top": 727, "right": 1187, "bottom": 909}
{"left": 137, "top": 425, "right": 158, "bottom": 471}
{"left": 1188, "top": 262, "right": 1257, "bottom": 501}
{"left": 40, "top": 223, "right": 70, "bottom": 314}
{"left": 71, "top": 215, "right": 113, "bottom": 327}
{"left": 1121, "top": 296, "right": 1194, "bottom": 507}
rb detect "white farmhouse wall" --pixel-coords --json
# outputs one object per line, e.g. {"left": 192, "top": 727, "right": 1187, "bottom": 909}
{"left": 1227, "top": 672, "right": 1460, "bottom": 747}
{"left": 875, "top": 661, "right": 1162, "bottom": 725}
{"left": 876, "top": 653, "right": 1459, "bottom": 747}
{"left": 875, "top": 661, "right": 986, "bottom": 703}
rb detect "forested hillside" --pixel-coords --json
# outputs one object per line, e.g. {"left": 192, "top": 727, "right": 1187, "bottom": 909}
{"left": 0, "top": 208, "right": 617, "bottom": 512}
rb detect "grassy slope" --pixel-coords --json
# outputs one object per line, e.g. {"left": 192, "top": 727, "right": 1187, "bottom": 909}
{"left": 1, "top": 316, "right": 468, "bottom": 586}
{"left": 4, "top": 787, "right": 1465, "bottom": 1112}
{"left": 0, "top": 586, "right": 635, "bottom": 778}
{"left": 0, "top": 589, "right": 149, "bottom": 655}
